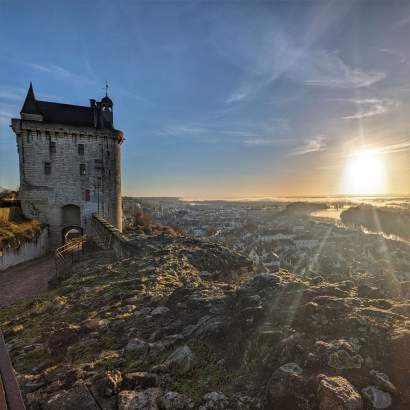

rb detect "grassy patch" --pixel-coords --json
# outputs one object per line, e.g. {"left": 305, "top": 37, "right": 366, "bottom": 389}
{"left": 0, "top": 218, "right": 42, "bottom": 249}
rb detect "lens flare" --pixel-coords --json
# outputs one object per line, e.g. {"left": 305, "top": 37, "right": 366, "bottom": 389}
{"left": 341, "top": 149, "right": 386, "bottom": 195}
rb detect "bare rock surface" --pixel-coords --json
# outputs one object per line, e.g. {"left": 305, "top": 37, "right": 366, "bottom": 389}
{"left": 1, "top": 233, "right": 409, "bottom": 409}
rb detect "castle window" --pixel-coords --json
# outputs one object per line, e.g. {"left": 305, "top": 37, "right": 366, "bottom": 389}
{"left": 36, "top": 130, "right": 41, "bottom": 137}
{"left": 85, "top": 189, "right": 91, "bottom": 202}
{"left": 49, "top": 141, "right": 56, "bottom": 154}
{"left": 94, "top": 159, "right": 103, "bottom": 172}
{"left": 45, "top": 131, "right": 50, "bottom": 138}
{"left": 106, "top": 150, "right": 110, "bottom": 158}
{"left": 44, "top": 162, "right": 51, "bottom": 175}
{"left": 78, "top": 144, "right": 84, "bottom": 155}
{"left": 80, "top": 163, "right": 86, "bottom": 175}
{"left": 26, "top": 130, "right": 31, "bottom": 143}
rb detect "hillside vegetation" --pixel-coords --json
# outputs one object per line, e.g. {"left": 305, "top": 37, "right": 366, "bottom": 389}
{"left": 341, "top": 205, "right": 410, "bottom": 240}
{"left": 1, "top": 233, "right": 410, "bottom": 409}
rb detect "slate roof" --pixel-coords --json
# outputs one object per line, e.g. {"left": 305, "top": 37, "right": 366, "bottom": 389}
{"left": 21, "top": 83, "right": 39, "bottom": 115}
{"left": 21, "top": 83, "right": 95, "bottom": 127}
{"left": 36, "top": 101, "right": 94, "bottom": 127}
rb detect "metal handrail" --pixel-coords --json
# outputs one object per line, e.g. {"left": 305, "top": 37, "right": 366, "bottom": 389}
{"left": 54, "top": 236, "right": 86, "bottom": 277}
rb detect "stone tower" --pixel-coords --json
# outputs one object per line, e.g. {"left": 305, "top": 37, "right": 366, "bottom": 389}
{"left": 11, "top": 83, "right": 124, "bottom": 248}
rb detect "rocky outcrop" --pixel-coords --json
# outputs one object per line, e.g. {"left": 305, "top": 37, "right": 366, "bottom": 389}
{"left": 1, "top": 233, "right": 409, "bottom": 409}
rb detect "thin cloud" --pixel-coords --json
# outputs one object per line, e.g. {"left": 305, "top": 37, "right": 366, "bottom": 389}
{"left": 225, "top": 92, "right": 247, "bottom": 105}
{"left": 378, "top": 48, "right": 410, "bottom": 68}
{"left": 289, "top": 135, "right": 326, "bottom": 156}
{"left": 0, "top": 110, "right": 15, "bottom": 125}
{"left": 377, "top": 140, "right": 410, "bottom": 155}
{"left": 293, "top": 50, "right": 385, "bottom": 88}
{"left": 27, "top": 62, "right": 94, "bottom": 85}
{"left": 0, "top": 88, "right": 25, "bottom": 102}
{"left": 242, "top": 137, "right": 293, "bottom": 146}
{"left": 213, "top": 18, "right": 385, "bottom": 105}
{"left": 341, "top": 99, "right": 396, "bottom": 120}
{"left": 156, "top": 125, "right": 208, "bottom": 137}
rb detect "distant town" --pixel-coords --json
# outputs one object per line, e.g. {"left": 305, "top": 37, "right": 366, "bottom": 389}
{"left": 124, "top": 197, "right": 410, "bottom": 287}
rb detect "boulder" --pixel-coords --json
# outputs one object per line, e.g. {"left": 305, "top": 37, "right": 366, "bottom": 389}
{"left": 248, "top": 273, "right": 280, "bottom": 289}
{"left": 46, "top": 324, "right": 81, "bottom": 357}
{"left": 159, "top": 391, "right": 194, "bottom": 409}
{"left": 118, "top": 388, "right": 162, "bottom": 410}
{"left": 124, "top": 372, "right": 159, "bottom": 389}
{"left": 44, "top": 383, "right": 99, "bottom": 410}
{"left": 267, "top": 363, "right": 304, "bottom": 403}
{"left": 358, "top": 284, "right": 383, "bottom": 299}
{"left": 328, "top": 350, "right": 363, "bottom": 370}
{"left": 362, "top": 386, "right": 392, "bottom": 409}
{"left": 317, "top": 375, "right": 363, "bottom": 410}
{"left": 199, "top": 392, "right": 229, "bottom": 409}
{"left": 126, "top": 337, "right": 149, "bottom": 354}
{"left": 163, "top": 345, "right": 195, "bottom": 374}
{"left": 94, "top": 370, "right": 123, "bottom": 397}
{"left": 388, "top": 329, "right": 410, "bottom": 401}
{"left": 370, "top": 370, "right": 397, "bottom": 395}
{"left": 151, "top": 306, "right": 171, "bottom": 316}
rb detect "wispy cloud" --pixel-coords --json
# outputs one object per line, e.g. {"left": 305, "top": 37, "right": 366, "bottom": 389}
{"left": 341, "top": 99, "right": 396, "bottom": 120}
{"left": 27, "top": 62, "right": 94, "bottom": 85}
{"left": 289, "top": 135, "right": 326, "bottom": 156}
{"left": 378, "top": 48, "right": 410, "bottom": 68}
{"left": 0, "top": 110, "right": 15, "bottom": 125}
{"left": 225, "top": 92, "right": 247, "bottom": 105}
{"left": 291, "top": 50, "right": 385, "bottom": 88}
{"left": 156, "top": 125, "right": 209, "bottom": 137}
{"left": 242, "top": 137, "right": 293, "bottom": 146}
{"left": 0, "top": 88, "right": 25, "bottom": 102}
{"left": 215, "top": 16, "right": 385, "bottom": 105}
{"left": 377, "top": 140, "right": 410, "bottom": 155}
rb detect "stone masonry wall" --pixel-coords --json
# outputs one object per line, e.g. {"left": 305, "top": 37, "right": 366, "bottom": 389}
{"left": 0, "top": 226, "right": 48, "bottom": 270}
{"left": 11, "top": 119, "right": 122, "bottom": 249}
{"left": 90, "top": 213, "right": 134, "bottom": 259}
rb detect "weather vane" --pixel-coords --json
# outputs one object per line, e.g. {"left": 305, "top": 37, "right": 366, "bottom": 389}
{"left": 105, "top": 80, "right": 109, "bottom": 97}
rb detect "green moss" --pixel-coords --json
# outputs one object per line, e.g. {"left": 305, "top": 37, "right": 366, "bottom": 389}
{"left": 170, "top": 344, "right": 236, "bottom": 403}
{"left": 17, "top": 348, "right": 50, "bottom": 372}
{"left": 123, "top": 351, "right": 146, "bottom": 373}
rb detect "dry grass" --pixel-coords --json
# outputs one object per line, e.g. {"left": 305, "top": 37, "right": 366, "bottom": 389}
{"left": 0, "top": 218, "right": 42, "bottom": 250}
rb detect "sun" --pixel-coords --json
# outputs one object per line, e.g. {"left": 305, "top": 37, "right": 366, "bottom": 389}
{"left": 341, "top": 149, "right": 387, "bottom": 195}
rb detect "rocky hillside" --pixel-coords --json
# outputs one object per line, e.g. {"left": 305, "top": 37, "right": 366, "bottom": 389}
{"left": 1, "top": 233, "right": 409, "bottom": 409}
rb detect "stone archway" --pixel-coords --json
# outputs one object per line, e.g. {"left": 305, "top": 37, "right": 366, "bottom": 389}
{"left": 62, "top": 226, "right": 83, "bottom": 243}
{"left": 61, "top": 205, "right": 82, "bottom": 244}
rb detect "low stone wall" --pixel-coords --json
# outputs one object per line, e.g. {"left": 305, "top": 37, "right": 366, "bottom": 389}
{"left": 0, "top": 226, "right": 48, "bottom": 271}
{"left": 90, "top": 213, "right": 135, "bottom": 258}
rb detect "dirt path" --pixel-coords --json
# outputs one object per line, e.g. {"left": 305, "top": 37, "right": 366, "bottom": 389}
{"left": 0, "top": 255, "right": 56, "bottom": 308}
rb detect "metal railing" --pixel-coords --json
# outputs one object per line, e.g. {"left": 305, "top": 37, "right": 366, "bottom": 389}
{"left": 0, "top": 330, "right": 25, "bottom": 409}
{"left": 54, "top": 236, "right": 86, "bottom": 278}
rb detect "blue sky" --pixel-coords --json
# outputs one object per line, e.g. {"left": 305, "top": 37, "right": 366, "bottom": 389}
{"left": 1, "top": 0, "right": 410, "bottom": 197}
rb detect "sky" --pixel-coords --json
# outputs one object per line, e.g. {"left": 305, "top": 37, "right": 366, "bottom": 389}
{"left": 0, "top": 0, "right": 410, "bottom": 198}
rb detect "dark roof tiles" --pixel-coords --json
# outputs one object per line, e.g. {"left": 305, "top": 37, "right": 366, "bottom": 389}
{"left": 36, "top": 101, "right": 94, "bottom": 127}
{"left": 20, "top": 82, "right": 40, "bottom": 115}
{"left": 20, "top": 83, "right": 114, "bottom": 129}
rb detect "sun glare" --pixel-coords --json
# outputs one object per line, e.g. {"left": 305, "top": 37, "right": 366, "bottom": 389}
{"left": 342, "top": 149, "right": 387, "bottom": 195}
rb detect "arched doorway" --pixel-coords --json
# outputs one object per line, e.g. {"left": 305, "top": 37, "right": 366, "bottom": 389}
{"left": 61, "top": 205, "right": 82, "bottom": 244}
{"left": 62, "top": 226, "right": 83, "bottom": 243}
